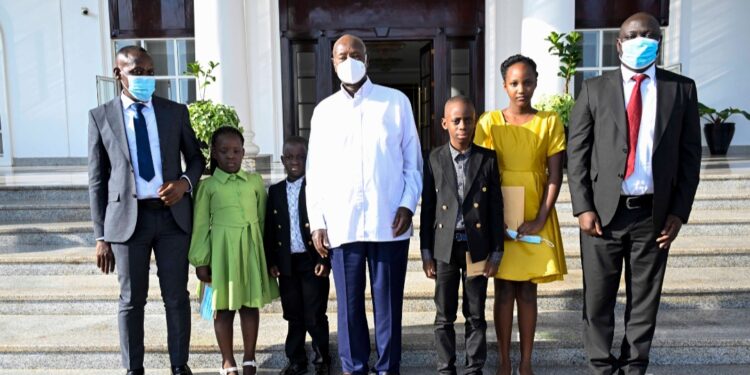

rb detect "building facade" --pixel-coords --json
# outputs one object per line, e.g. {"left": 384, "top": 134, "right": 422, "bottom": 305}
{"left": 0, "top": 0, "right": 747, "bottom": 166}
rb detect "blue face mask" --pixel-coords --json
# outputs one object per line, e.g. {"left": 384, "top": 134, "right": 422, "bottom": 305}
{"left": 619, "top": 37, "right": 659, "bottom": 70}
{"left": 506, "top": 229, "right": 555, "bottom": 248}
{"left": 126, "top": 75, "right": 156, "bottom": 102}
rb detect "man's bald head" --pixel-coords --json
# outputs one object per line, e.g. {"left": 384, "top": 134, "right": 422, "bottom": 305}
{"left": 619, "top": 12, "right": 661, "bottom": 40}
{"left": 333, "top": 34, "right": 367, "bottom": 58}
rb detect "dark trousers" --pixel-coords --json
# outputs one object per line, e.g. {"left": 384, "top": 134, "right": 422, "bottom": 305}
{"left": 330, "top": 240, "right": 410, "bottom": 375}
{"left": 279, "top": 252, "right": 331, "bottom": 365}
{"left": 581, "top": 198, "right": 668, "bottom": 375}
{"left": 111, "top": 207, "right": 191, "bottom": 370}
{"left": 434, "top": 241, "right": 489, "bottom": 375}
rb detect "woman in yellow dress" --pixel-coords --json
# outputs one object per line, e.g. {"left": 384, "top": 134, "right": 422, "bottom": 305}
{"left": 474, "top": 55, "right": 566, "bottom": 375}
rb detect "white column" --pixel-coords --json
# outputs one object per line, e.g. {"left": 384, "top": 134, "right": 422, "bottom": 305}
{"left": 520, "top": 0, "right": 575, "bottom": 97}
{"left": 194, "top": 0, "right": 260, "bottom": 157}
{"left": 485, "top": 0, "right": 524, "bottom": 111}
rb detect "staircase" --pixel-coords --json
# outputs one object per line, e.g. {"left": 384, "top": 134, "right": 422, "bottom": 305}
{"left": 1, "top": 158, "right": 749, "bottom": 374}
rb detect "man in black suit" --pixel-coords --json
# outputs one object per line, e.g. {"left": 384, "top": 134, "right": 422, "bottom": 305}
{"left": 88, "top": 46, "right": 204, "bottom": 375}
{"left": 420, "top": 96, "right": 504, "bottom": 375}
{"left": 567, "top": 12, "right": 701, "bottom": 375}
{"left": 265, "top": 136, "right": 331, "bottom": 375}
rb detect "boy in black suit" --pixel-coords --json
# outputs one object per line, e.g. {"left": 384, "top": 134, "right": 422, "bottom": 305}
{"left": 265, "top": 136, "right": 331, "bottom": 375}
{"left": 420, "top": 96, "right": 504, "bottom": 375}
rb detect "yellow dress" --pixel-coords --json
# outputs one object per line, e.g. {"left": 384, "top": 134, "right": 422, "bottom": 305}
{"left": 475, "top": 110, "right": 567, "bottom": 283}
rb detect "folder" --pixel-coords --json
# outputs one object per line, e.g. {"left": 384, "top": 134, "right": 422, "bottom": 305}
{"left": 466, "top": 252, "right": 487, "bottom": 278}
{"left": 502, "top": 186, "right": 525, "bottom": 230}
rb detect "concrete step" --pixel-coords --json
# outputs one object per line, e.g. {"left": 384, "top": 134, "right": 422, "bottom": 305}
{"left": 0, "top": 203, "right": 91, "bottom": 224}
{"left": 1, "top": 267, "right": 748, "bottom": 315}
{"left": 0, "top": 185, "right": 89, "bottom": 204}
{"left": 0, "top": 309, "right": 748, "bottom": 369}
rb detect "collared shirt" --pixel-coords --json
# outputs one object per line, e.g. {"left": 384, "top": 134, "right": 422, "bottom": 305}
{"left": 121, "top": 93, "right": 164, "bottom": 199}
{"left": 449, "top": 144, "right": 472, "bottom": 230}
{"left": 286, "top": 177, "right": 306, "bottom": 254}
{"left": 306, "top": 78, "right": 423, "bottom": 248}
{"left": 620, "top": 64, "right": 657, "bottom": 195}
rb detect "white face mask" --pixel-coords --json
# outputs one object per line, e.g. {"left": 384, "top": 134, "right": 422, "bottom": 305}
{"left": 336, "top": 57, "right": 367, "bottom": 85}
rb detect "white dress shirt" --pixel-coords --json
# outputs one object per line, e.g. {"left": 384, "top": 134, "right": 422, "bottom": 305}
{"left": 121, "top": 93, "right": 164, "bottom": 199}
{"left": 286, "top": 177, "right": 306, "bottom": 254}
{"left": 306, "top": 78, "right": 423, "bottom": 248}
{"left": 621, "top": 64, "right": 657, "bottom": 195}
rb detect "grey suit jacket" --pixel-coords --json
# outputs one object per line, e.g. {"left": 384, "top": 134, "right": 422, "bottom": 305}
{"left": 420, "top": 144, "right": 504, "bottom": 264}
{"left": 567, "top": 68, "right": 701, "bottom": 231}
{"left": 88, "top": 95, "right": 205, "bottom": 243}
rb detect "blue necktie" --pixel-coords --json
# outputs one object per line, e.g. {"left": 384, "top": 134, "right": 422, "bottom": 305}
{"left": 132, "top": 103, "right": 155, "bottom": 181}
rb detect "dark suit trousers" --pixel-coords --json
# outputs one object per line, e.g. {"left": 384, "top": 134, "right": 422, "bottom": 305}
{"left": 111, "top": 206, "right": 191, "bottom": 370}
{"left": 581, "top": 200, "right": 669, "bottom": 375}
{"left": 279, "top": 253, "right": 331, "bottom": 365}
{"left": 434, "top": 240, "right": 489, "bottom": 375}
{"left": 330, "top": 240, "right": 409, "bottom": 375}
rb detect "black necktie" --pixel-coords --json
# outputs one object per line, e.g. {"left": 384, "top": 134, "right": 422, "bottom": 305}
{"left": 132, "top": 103, "right": 155, "bottom": 181}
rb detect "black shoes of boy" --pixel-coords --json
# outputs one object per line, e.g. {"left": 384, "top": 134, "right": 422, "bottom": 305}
{"left": 314, "top": 361, "right": 331, "bottom": 375}
{"left": 280, "top": 362, "right": 308, "bottom": 375}
{"left": 170, "top": 365, "right": 193, "bottom": 375}
{"left": 126, "top": 370, "right": 144, "bottom": 375}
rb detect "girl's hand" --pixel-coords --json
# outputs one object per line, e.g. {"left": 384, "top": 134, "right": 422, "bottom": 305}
{"left": 196, "top": 266, "right": 212, "bottom": 283}
{"left": 314, "top": 263, "right": 330, "bottom": 277}
{"left": 517, "top": 217, "right": 545, "bottom": 237}
{"left": 269, "top": 266, "right": 280, "bottom": 278}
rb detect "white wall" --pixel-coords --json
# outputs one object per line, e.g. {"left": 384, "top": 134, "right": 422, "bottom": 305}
{"left": 674, "top": 0, "right": 750, "bottom": 145}
{"left": 0, "top": 0, "right": 106, "bottom": 159}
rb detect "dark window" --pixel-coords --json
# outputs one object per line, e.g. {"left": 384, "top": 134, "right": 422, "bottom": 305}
{"left": 575, "top": 0, "right": 669, "bottom": 29}
{"left": 109, "top": 0, "right": 194, "bottom": 39}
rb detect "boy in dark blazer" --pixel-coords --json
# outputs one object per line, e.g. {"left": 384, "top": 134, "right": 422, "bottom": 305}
{"left": 265, "top": 136, "right": 331, "bottom": 375}
{"left": 420, "top": 96, "right": 504, "bottom": 375}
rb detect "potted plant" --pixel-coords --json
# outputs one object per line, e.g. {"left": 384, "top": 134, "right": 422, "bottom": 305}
{"left": 699, "top": 102, "right": 750, "bottom": 155}
{"left": 185, "top": 61, "right": 243, "bottom": 164}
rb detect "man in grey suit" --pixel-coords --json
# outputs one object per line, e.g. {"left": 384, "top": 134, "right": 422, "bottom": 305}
{"left": 88, "top": 46, "right": 204, "bottom": 375}
{"left": 567, "top": 13, "right": 701, "bottom": 375}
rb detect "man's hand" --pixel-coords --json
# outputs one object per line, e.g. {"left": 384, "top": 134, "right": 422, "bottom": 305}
{"left": 578, "top": 211, "right": 603, "bottom": 237}
{"left": 657, "top": 214, "right": 683, "bottom": 250}
{"left": 422, "top": 259, "right": 436, "bottom": 279}
{"left": 483, "top": 260, "right": 499, "bottom": 278}
{"left": 158, "top": 179, "right": 190, "bottom": 206}
{"left": 392, "top": 207, "right": 413, "bottom": 237}
{"left": 269, "top": 266, "right": 280, "bottom": 278}
{"left": 96, "top": 240, "right": 115, "bottom": 274}
{"left": 196, "top": 266, "right": 212, "bottom": 283}
{"left": 314, "top": 263, "right": 330, "bottom": 277}
{"left": 312, "top": 229, "right": 330, "bottom": 258}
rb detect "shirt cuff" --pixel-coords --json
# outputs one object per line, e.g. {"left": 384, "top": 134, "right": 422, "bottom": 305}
{"left": 96, "top": 237, "right": 105, "bottom": 241}
{"left": 180, "top": 175, "right": 193, "bottom": 193}
{"left": 488, "top": 251, "right": 503, "bottom": 266}
{"left": 420, "top": 249, "right": 433, "bottom": 262}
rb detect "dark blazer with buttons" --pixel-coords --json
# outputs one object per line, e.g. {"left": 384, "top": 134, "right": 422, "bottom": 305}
{"left": 264, "top": 178, "right": 330, "bottom": 276}
{"left": 567, "top": 68, "right": 701, "bottom": 231}
{"left": 420, "top": 144, "right": 504, "bottom": 264}
{"left": 87, "top": 96, "right": 205, "bottom": 243}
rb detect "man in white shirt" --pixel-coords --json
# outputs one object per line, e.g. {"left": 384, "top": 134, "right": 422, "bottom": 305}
{"left": 305, "top": 34, "right": 423, "bottom": 375}
{"left": 567, "top": 13, "right": 701, "bottom": 375}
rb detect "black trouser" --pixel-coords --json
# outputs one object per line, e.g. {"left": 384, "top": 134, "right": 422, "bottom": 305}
{"left": 434, "top": 240, "right": 489, "bottom": 375}
{"left": 111, "top": 205, "right": 191, "bottom": 370}
{"left": 278, "top": 252, "right": 331, "bottom": 365}
{"left": 581, "top": 196, "right": 668, "bottom": 375}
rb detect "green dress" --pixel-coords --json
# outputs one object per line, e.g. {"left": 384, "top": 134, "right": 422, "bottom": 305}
{"left": 189, "top": 168, "right": 279, "bottom": 311}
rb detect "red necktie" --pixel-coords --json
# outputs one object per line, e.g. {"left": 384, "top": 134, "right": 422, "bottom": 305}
{"left": 625, "top": 74, "right": 647, "bottom": 179}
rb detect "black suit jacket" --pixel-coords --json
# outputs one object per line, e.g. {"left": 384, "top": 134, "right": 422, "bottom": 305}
{"left": 567, "top": 68, "right": 701, "bottom": 231}
{"left": 420, "top": 144, "right": 504, "bottom": 264}
{"left": 264, "top": 178, "right": 330, "bottom": 276}
{"left": 88, "top": 95, "right": 205, "bottom": 242}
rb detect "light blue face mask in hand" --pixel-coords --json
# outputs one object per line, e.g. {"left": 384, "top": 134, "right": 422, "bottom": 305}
{"left": 506, "top": 229, "right": 555, "bottom": 248}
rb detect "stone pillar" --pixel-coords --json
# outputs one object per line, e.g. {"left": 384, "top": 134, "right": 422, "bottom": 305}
{"left": 194, "top": 0, "right": 260, "bottom": 169}
{"left": 520, "top": 0, "right": 575, "bottom": 97}
{"left": 485, "top": 0, "right": 524, "bottom": 110}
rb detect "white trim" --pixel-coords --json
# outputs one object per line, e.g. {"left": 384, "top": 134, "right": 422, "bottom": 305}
{"left": 58, "top": 0, "right": 71, "bottom": 157}
{"left": 0, "top": 27, "right": 13, "bottom": 165}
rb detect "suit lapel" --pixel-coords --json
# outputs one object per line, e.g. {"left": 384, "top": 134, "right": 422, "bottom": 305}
{"left": 105, "top": 97, "right": 131, "bottom": 163}
{"left": 298, "top": 179, "right": 307, "bottom": 233}
{"left": 152, "top": 97, "right": 170, "bottom": 168}
{"left": 654, "top": 69, "right": 676, "bottom": 151}
{"left": 439, "top": 145, "right": 458, "bottom": 198}
{"left": 463, "top": 147, "right": 483, "bottom": 199}
{"left": 606, "top": 69, "right": 628, "bottom": 139}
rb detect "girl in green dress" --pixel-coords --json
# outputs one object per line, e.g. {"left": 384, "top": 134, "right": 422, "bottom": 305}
{"left": 189, "top": 127, "right": 280, "bottom": 375}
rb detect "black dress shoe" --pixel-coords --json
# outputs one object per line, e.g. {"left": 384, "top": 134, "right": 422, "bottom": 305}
{"left": 314, "top": 361, "right": 330, "bottom": 375}
{"left": 126, "top": 370, "right": 144, "bottom": 375}
{"left": 171, "top": 365, "right": 193, "bottom": 375}
{"left": 280, "top": 361, "right": 308, "bottom": 375}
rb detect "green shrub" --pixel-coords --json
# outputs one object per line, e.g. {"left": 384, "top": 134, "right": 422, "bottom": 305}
{"left": 536, "top": 93, "right": 575, "bottom": 127}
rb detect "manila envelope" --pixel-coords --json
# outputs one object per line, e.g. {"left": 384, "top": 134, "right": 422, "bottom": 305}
{"left": 502, "top": 186, "right": 525, "bottom": 230}
{"left": 466, "top": 252, "right": 487, "bottom": 278}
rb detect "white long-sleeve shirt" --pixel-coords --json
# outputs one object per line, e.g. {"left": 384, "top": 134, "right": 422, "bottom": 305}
{"left": 306, "top": 78, "right": 423, "bottom": 248}
{"left": 621, "top": 64, "right": 657, "bottom": 195}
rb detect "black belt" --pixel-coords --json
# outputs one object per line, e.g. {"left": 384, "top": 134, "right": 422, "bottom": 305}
{"left": 454, "top": 230, "right": 468, "bottom": 242}
{"left": 619, "top": 194, "right": 653, "bottom": 210}
{"left": 138, "top": 198, "right": 167, "bottom": 210}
